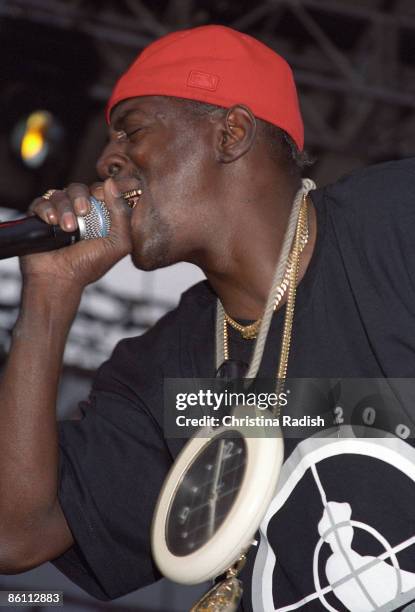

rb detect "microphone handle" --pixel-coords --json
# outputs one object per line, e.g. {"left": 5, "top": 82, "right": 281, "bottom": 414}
{"left": 0, "top": 216, "right": 79, "bottom": 260}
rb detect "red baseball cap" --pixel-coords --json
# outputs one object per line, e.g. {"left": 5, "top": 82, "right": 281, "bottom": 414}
{"left": 107, "top": 25, "right": 304, "bottom": 150}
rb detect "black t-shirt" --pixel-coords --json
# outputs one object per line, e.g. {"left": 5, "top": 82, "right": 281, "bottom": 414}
{"left": 53, "top": 159, "right": 415, "bottom": 611}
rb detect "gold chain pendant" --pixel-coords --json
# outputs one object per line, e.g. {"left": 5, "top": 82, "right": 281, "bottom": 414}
{"left": 240, "top": 322, "right": 261, "bottom": 340}
{"left": 190, "top": 576, "right": 243, "bottom": 612}
{"left": 190, "top": 555, "right": 246, "bottom": 612}
{"left": 223, "top": 313, "right": 261, "bottom": 340}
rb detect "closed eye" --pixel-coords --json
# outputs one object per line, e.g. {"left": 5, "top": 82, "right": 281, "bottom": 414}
{"left": 114, "top": 127, "right": 142, "bottom": 143}
{"left": 125, "top": 127, "right": 143, "bottom": 139}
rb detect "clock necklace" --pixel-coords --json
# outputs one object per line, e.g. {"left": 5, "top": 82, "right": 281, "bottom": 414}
{"left": 152, "top": 179, "right": 316, "bottom": 612}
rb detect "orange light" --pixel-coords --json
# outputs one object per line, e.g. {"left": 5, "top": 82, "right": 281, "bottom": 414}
{"left": 21, "top": 130, "right": 44, "bottom": 161}
{"left": 12, "top": 110, "right": 62, "bottom": 169}
{"left": 17, "top": 111, "right": 51, "bottom": 167}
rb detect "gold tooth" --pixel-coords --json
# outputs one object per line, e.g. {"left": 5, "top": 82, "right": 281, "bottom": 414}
{"left": 122, "top": 189, "right": 142, "bottom": 209}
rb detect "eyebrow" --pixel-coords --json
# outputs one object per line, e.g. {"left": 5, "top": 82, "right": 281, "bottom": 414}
{"left": 111, "top": 108, "right": 149, "bottom": 130}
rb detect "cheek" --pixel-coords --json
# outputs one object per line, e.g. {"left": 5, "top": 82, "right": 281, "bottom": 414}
{"left": 148, "top": 129, "right": 207, "bottom": 198}
{"left": 130, "top": 127, "right": 213, "bottom": 236}
{"left": 154, "top": 145, "right": 211, "bottom": 210}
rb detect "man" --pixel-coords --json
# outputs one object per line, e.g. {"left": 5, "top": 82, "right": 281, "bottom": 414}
{"left": 1, "top": 24, "right": 415, "bottom": 612}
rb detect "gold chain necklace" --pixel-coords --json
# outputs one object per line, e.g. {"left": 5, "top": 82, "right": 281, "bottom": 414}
{"left": 222, "top": 194, "right": 307, "bottom": 415}
{"left": 223, "top": 199, "right": 309, "bottom": 340}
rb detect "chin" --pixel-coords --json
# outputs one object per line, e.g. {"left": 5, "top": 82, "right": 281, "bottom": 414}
{"left": 130, "top": 206, "right": 175, "bottom": 271}
{"left": 131, "top": 254, "right": 167, "bottom": 272}
{"left": 130, "top": 236, "right": 174, "bottom": 271}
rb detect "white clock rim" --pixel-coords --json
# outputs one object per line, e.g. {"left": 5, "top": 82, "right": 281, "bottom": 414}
{"left": 151, "top": 424, "right": 284, "bottom": 585}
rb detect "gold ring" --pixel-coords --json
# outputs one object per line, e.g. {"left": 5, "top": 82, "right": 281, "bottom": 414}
{"left": 42, "top": 189, "right": 57, "bottom": 201}
{"left": 122, "top": 189, "right": 142, "bottom": 209}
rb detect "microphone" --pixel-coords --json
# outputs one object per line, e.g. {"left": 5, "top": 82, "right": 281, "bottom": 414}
{"left": 0, "top": 196, "right": 111, "bottom": 260}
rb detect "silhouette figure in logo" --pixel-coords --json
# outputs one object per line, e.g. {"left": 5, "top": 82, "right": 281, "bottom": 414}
{"left": 318, "top": 501, "right": 415, "bottom": 611}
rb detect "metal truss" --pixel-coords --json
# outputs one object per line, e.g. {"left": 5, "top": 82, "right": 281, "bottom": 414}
{"left": 1, "top": 0, "right": 415, "bottom": 175}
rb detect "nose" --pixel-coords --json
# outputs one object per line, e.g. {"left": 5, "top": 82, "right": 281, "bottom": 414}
{"left": 96, "top": 144, "right": 133, "bottom": 180}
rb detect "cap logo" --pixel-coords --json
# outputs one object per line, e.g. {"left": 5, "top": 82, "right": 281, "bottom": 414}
{"left": 187, "top": 70, "right": 219, "bottom": 91}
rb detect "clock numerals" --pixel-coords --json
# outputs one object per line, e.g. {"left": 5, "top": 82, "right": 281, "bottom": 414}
{"left": 166, "top": 433, "right": 247, "bottom": 556}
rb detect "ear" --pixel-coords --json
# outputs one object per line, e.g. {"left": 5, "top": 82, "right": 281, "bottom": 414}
{"left": 216, "top": 105, "right": 257, "bottom": 163}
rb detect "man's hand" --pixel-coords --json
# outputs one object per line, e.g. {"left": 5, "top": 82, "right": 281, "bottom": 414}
{"left": 21, "top": 178, "right": 133, "bottom": 288}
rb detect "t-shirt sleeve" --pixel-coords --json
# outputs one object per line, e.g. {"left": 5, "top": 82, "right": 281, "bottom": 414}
{"left": 52, "top": 344, "right": 173, "bottom": 600}
{"left": 323, "top": 158, "right": 415, "bottom": 375}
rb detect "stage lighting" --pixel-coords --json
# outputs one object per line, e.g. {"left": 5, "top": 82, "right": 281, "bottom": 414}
{"left": 0, "top": 17, "right": 101, "bottom": 211}
{"left": 11, "top": 110, "right": 63, "bottom": 169}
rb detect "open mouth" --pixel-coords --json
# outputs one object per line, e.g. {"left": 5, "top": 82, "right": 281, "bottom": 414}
{"left": 122, "top": 188, "right": 142, "bottom": 209}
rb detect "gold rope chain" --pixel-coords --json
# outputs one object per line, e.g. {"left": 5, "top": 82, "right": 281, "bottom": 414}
{"left": 223, "top": 197, "right": 309, "bottom": 341}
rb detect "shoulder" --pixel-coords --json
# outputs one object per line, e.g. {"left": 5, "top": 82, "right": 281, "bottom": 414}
{"left": 310, "top": 158, "right": 415, "bottom": 262}
{"left": 321, "top": 157, "right": 415, "bottom": 219}
{"left": 311, "top": 159, "right": 415, "bottom": 374}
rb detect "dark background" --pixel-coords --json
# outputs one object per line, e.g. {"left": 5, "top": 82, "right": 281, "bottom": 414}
{"left": 0, "top": 0, "right": 414, "bottom": 610}
{"left": 1, "top": 0, "right": 415, "bottom": 214}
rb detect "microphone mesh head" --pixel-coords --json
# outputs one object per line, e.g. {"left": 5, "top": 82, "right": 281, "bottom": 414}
{"left": 78, "top": 196, "right": 111, "bottom": 240}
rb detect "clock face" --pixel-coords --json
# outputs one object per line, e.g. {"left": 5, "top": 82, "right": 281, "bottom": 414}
{"left": 166, "top": 432, "right": 247, "bottom": 556}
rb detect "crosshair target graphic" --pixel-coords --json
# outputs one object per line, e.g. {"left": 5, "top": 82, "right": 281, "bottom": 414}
{"left": 252, "top": 430, "right": 415, "bottom": 612}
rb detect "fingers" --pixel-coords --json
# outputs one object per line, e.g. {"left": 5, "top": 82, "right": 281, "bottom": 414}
{"left": 90, "top": 182, "right": 104, "bottom": 202}
{"left": 28, "top": 193, "right": 62, "bottom": 225}
{"left": 102, "top": 178, "right": 132, "bottom": 235}
{"left": 29, "top": 184, "right": 103, "bottom": 233}
{"left": 29, "top": 180, "right": 133, "bottom": 243}
{"left": 65, "top": 183, "right": 91, "bottom": 218}
{"left": 29, "top": 189, "right": 75, "bottom": 232}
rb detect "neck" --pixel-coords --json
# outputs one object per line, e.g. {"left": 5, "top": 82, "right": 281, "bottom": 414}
{"left": 202, "top": 186, "right": 317, "bottom": 321}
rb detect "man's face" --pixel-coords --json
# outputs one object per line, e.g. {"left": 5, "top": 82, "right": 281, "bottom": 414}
{"left": 97, "top": 96, "right": 216, "bottom": 271}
